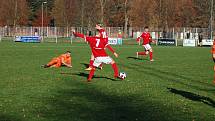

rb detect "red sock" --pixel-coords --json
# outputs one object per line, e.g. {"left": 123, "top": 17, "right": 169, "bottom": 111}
{"left": 112, "top": 63, "right": 119, "bottom": 77}
{"left": 88, "top": 68, "right": 95, "bottom": 81}
{"left": 138, "top": 52, "right": 146, "bottom": 55}
{"left": 149, "top": 52, "right": 153, "bottom": 60}
{"left": 89, "top": 60, "right": 94, "bottom": 67}
{"left": 99, "top": 63, "right": 103, "bottom": 68}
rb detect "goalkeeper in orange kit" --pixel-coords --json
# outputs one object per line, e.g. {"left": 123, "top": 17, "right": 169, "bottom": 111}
{"left": 42, "top": 51, "right": 72, "bottom": 68}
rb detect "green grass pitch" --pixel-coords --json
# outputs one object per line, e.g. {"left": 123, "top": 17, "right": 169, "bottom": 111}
{"left": 0, "top": 40, "right": 214, "bottom": 121}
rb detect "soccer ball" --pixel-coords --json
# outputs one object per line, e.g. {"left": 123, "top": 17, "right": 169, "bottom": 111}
{"left": 119, "top": 72, "right": 127, "bottom": 80}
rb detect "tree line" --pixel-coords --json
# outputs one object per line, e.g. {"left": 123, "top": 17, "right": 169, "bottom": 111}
{"left": 0, "top": 0, "right": 213, "bottom": 29}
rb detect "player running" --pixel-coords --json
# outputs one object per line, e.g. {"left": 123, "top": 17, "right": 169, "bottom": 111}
{"left": 73, "top": 31, "right": 123, "bottom": 82}
{"left": 85, "top": 23, "right": 107, "bottom": 71}
{"left": 212, "top": 40, "right": 215, "bottom": 84}
{"left": 42, "top": 51, "right": 72, "bottom": 68}
{"left": 136, "top": 26, "right": 155, "bottom": 61}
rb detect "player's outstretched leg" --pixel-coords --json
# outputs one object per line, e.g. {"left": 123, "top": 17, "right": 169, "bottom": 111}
{"left": 85, "top": 54, "right": 94, "bottom": 71}
{"left": 87, "top": 67, "right": 96, "bottom": 82}
{"left": 41, "top": 64, "right": 49, "bottom": 68}
{"left": 111, "top": 61, "right": 123, "bottom": 80}
{"left": 136, "top": 52, "right": 146, "bottom": 58}
{"left": 149, "top": 49, "right": 154, "bottom": 61}
{"left": 99, "top": 63, "right": 103, "bottom": 70}
{"left": 42, "top": 58, "right": 58, "bottom": 68}
{"left": 85, "top": 59, "right": 94, "bottom": 71}
{"left": 112, "top": 63, "right": 119, "bottom": 78}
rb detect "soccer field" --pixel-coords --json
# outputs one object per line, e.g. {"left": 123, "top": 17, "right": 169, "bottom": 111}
{"left": 0, "top": 41, "right": 214, "bottom": 121}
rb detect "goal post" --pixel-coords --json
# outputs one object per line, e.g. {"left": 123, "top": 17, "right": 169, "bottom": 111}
{"left": 42, "top": 27, "right": 74, "bottom": 44}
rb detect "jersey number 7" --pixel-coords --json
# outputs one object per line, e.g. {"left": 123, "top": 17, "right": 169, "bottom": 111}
{"left": 96, "top": 39, "right": 100, "bottom": 47}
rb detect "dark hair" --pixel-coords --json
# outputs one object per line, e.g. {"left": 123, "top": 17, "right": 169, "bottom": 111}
{"left": 144, "top": 26, "right": 149, "bottom": 29}
{"left": 97, "top": 23, "right": 103, "bottom": 27}
{"left": 66, "top": 51, "right": 71, "bottom": 54}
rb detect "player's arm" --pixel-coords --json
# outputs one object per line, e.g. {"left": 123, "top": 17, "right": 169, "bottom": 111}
{"left": 149, "top": 36, "right": 156, "bottom": 43}
{"left": 106, "top": 44, "right": 118, "bottom": 58}
{"left": 147, "top": 33, "right": 154, "bottom": 43}
{"left": 136, "top": 33, "right": 144, "bottom": 43}
{"left": 151, "top": 39, "right": 156, "bottom": 43}
{"left": 136, "top": 37, "right": 141, "bottom": 42}
{"left": 62, "top": 62, "right": 72, "bottom": 68}
{"left": 61, "top": 58, "right": 72, "bottom": 68}
{"left": 73, "top": 31, "right": 95, "bottom": 43}
{"left": 73, "top": 32, "right": 85, "bottom": 38}
{"left": 72, "top": 31, "right": 88, "bottom": 42}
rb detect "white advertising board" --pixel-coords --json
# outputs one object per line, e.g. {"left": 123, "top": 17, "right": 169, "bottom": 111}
{"left": 183, "top": 39, "right": 196, "bottom": 47}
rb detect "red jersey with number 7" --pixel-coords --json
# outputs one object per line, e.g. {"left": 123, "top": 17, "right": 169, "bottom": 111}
{"left": 86, "top": 36, "right": 109, "bottom": 57}
{"left": 73, "top": 32, "right": 114, "bottom": 57}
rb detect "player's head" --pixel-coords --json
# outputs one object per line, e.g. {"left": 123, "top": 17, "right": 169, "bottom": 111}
{"left": 65, "top": 51, "right": 71, "bottom": 55}
{"left": 95, "top": 29, "right": 101, "bottom": 37}
{"left": 96, "top": 23, "right": 103, "bottom": 30}
{"left": 71, "top": 29, "right": 75, "bottom": 33}
{"left": 144, "top": 26, "right": 149, "bottom": 32}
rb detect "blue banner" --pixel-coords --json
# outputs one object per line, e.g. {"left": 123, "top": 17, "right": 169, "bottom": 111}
{"left": 15, "top": 36, "right": 41, "bottom": 43}
{"left": 108, "top": 38, "right": 123, "bottom": 45}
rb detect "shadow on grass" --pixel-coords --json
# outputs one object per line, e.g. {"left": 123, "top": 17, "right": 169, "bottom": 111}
{"left": 0, "top": 114, "right": 22, "bottom": 121}
{"left": 124, "top": 63, "right": 214, "bottom": 90}
{"left": 168, "top": 88, "right": 215, "bottom": 108}
{"left": 80, "top": 63, "right": 105, "bottom": 70}
{"left": 39, "top": 80, "right": 172, "bottom": 121}
{"left": 127, "top": 56, "right": 147, "bottom": 61}
{"left": 75, "top": 72, "right": 117, "bottom": 81}
{"left": 61, "top": 72, "right": 117, "bottom": 81}
{"left": 80, "top": 63, "right": 89, "bottom": 68}
{"left": 36, "top": 69, "right": 211, "bottom": 121}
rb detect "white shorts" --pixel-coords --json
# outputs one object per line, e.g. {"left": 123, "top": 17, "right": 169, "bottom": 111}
{"left": 143, "top": 44, "right": 152, "bottom": 51}
{"left": 93, "top": 56, "right": 113, "bottom": 67}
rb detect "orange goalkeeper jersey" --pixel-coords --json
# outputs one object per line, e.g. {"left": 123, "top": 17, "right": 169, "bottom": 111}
{"left": 59, "top": 54, "right": 71, "bottom": 65}
{"left": 47, "top": 54, "right": 71, "bottom": 68}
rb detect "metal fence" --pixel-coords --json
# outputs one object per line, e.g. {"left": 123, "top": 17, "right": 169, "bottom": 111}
{"left": 0, "top": 26, "right": 212, "bottom": 40}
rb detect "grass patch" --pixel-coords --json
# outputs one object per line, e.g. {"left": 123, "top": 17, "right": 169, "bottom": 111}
{"left": 0, "top": 41, "right": 214, "bottom": 121}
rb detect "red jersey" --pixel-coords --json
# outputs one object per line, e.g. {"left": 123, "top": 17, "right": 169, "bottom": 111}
{"left": 98, "top": 28, "right": 108, "bottom": 44}
{"left": 98, "top": 29, "right": 108, "bottom": 39}
{"left": 73, "top": 32, "right": 115, "bottom": 58}
{"left": 140, "top": 32, "right": 152, "bottom": 45}
{"left": 85, "top": 36, "right": 109, "bottom": 57}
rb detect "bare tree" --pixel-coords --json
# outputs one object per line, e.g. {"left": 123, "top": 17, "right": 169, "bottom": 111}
{"left": 0, "top": 0, "right": 29, "bottom": 26}
{"left": 52, "top": 0, "right": 78, "bottom": 27}
{"left": 99, "top": 0, "right": 106, "bottom": 24}
{"left": 124, "top": 0, "right": 129, "bottom": 37}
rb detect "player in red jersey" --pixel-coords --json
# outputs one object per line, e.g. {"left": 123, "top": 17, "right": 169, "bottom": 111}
{"left": 85, "top": 23, "right": 108, "bottom": 71}
{"left": 136, "top": 26, "right": 155, "bottom": 61}
{"left": 211, "top": 40, "right": 215, "bottom": 84}
{"left": 73, "top": 31, "right": 123, "bottom": 82}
